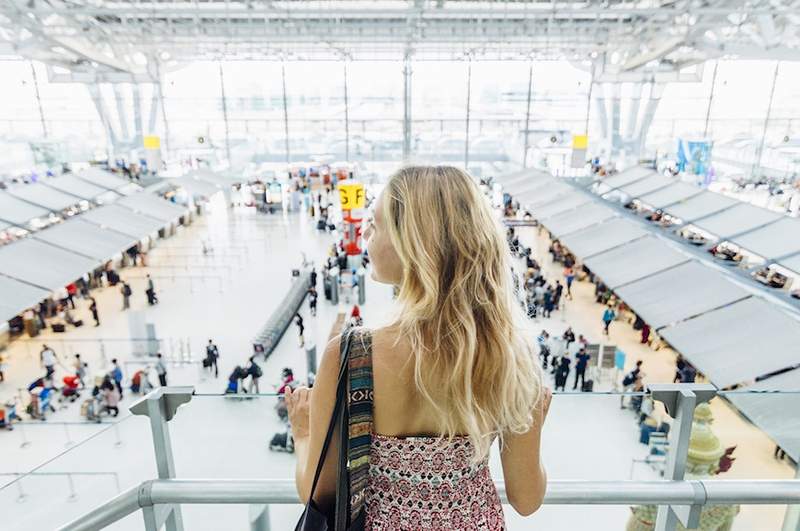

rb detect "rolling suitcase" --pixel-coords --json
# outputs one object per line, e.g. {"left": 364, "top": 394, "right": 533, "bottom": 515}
{"left": 582, "top": 379, "right": 594, "bottom": 392}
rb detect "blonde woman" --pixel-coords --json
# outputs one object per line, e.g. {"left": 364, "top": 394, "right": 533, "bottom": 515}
{"left": 287, "top": 166, "right": 551, "bottom": 529}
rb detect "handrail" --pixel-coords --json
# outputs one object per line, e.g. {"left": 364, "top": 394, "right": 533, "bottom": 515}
{"left": 57, "top": 478, "right": 800, "bottom": 531}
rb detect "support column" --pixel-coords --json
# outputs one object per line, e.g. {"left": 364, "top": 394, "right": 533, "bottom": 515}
{"left": 29, "top": 62, "right": 48, "bottom": 139}
{"left": 752, "top": 61, "right": 780, "bottom": 179}
{"left": 702, "top": 61, "right": 719, "bottom": 138}
{"left": 155, "top": 60, "right": 171, "bottom": 157}
{"left": 281, "top": 62, "right": 291, "bottom": 166}
{"left": 625, "top": 83, "right": 643, "bottom": 142}
{"left": 87, "top": 84, "right": 118, "bottom": 160}
{"left": 522, "top": 62, "right": 534, "bottom": 168}
{"left": 608, "top": 84, "right": 622, "bottom": 158}
{"left": 113, "top": 85, "right": 131, "bottom": 143}
{"left": 343, "top": 61, "right": 350, "bottom": 162}
{"left": 402, "top": 54, "right": 412, "bottom": 161}
{"left": 218, "top": 63, "right": 232, "bottom": 166}
{"left": 635, "top": 83, "right": 664, "bottom": 159}
{"left": 132, "top": 83, "right": 144, "bottom": 147}
{"left": 464, "top": 57, "right": 472, "bottom": 170}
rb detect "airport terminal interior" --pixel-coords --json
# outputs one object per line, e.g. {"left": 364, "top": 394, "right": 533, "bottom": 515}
{"left": 0, "top": 1, "right": 799, "bottom": 530}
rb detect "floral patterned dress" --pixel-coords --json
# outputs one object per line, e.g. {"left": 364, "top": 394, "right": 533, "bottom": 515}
{"left": 364, "top": 433, "right": 505, "bottom": 530}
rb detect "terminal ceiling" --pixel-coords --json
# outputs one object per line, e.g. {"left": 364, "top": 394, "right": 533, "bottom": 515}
{"left": 0, "top": 1, "right": 799, "bottom": 83}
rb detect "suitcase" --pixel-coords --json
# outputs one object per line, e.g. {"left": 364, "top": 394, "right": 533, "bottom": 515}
{"left": 582, "top": 379, "right": 594, "bottom": 392}
{"left": 74, "top": 320, "right": 84, "bottom": 328}
{"left": 52, "top": 323, "right": 66, "bottom": 333}
{"left": 202, "top": 358, "right": 211, "bottom": 368}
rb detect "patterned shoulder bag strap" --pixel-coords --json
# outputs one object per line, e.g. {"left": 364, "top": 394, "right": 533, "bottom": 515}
{"left": 347, "top": 327, "right": 374, "bottom": 523}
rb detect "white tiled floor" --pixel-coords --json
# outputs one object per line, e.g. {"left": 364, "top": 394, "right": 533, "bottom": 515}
{"left": 0, "top": 202, "right": 795, "bottom": 530}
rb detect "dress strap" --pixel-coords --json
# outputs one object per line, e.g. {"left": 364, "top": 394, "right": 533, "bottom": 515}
{"left": 347, "top": 327, "right": 374, "bottom": 521}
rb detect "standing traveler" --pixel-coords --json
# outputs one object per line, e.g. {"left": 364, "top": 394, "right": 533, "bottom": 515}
{"left": 110, "top": 358, "right": 124, "bottom": 398}
{"left": 247, "top": 356, "right": 263, "bottom": 394}
{"left": 89, "top": 297, "right": 100, "bottom": 326}
{"left": 74, "top": 354, "right": 87, "bottom": 388}
{"left": 553, "top": 280, "right": 564, "bottom": 309}
{"left": 121, "top": 282, "right": 132, "bottom": 310}
{"left": 286, "top": 167, "right": 549, "bottom": 529}
{"left": 621, "top": 360, "right": 644, "bottom": 408}
{"left": 310, "top": 268, "right": 317, "bottom": 289}
{"left": 602, "top": 305, "right": 616, "bottom": 336}
{"left": 537, "top": 330, "right": 551, "bottom": 369}
{"left": 294, "top": 314, "right": 305, "bottom": 347}
{"left": 564, "top": 266, "right": 575, "bottom": 299}
{"left": 554, "top": 356, "right": 571, "bottom": 392}
{"left": 562, "top": 327, "right": 575, "bottom": 350}
{"left": 155, "top": 353, "right": 168, "bottom": 387}
{"left": 308, "top": 287, "right": 318, "bottom": 317}
{"left": 573, "top": 348, "right": 591, "bottom": 391}
{"left": 146, "top": 275, "right": 158, "bottom": 305}
{"left": 40, "top": 345, "right": 58, "bottom": 379}
{"left": 205, "top": 340, "right": 220, "bottom": 377}
{"left": 542, "top": 287, "right": 554, "bottom": 319}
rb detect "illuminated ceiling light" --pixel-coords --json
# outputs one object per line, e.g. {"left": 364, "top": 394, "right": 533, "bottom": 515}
{"left": 610, "top": 50, "right": 621, "bottom": 64}
{"left": 160, "top": 51, "right": 170, "bottom": 60}
{"left": 132, "top": 52, "right": 147, "bottom": 65}
{"left": 688, "top": 15, "right": 697, "bottom": 26}
{"left": 590, "top": 51, "right": 598, "bottom": 58}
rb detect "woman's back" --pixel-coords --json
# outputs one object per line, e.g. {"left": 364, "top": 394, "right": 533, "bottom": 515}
{"left": 364, "top": 327, "right": 505, "bottom": 530}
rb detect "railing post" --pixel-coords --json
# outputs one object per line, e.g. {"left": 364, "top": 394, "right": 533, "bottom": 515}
{"left": 249, "top": 504, "right": 271, "bottom": 531}
{"left": 649, "top": 383, "right": 717, "bottom": 531}
{"left": 129, "top": 387, "right": 194, "bottom": 531}
{"left": 783, "top": 464, "right": 800, "bottom": 531}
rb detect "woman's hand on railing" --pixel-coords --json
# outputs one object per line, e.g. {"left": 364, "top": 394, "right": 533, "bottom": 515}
{"left": 285, "top": 386, "right": 311, "bottom": 439}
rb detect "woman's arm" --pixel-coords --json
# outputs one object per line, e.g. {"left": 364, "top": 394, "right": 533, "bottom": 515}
{"left": 500, "top": 387, "right": 552, "bottom": 516}
{"left": 285, "top": 334, "right": 342, "bottom": 509}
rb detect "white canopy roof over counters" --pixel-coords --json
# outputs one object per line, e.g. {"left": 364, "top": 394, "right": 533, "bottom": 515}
{"left": 117, "top": 193, "right": 188, "bottom": 223}
{"left": 0, "top": 274, "right": 50, "bottom": 323}
{"left": 690, "top": 203, "right": 783, "bottom": 240}
{"left": 7, "top": 183, "right": 85, "bottom": 212}
{"left": 530, "top": 193, "right": 593, "bottom": 220}
{"left": 725, "top": 367, "right": 800, "bottom": 462}
{"left": 616, "top": 173, "right": 676, "bottom": 199}
{"left": 0, "top": 238, "right": 99, "bottom": 291}
{"left": 44, "top": 175, "right": 118, "bottom": 204}
{"left": 166, "top": 177, "right": 223, "bottom": 200}
{"left": 661, "top": 191, "right": 738, "bottom": 223}
{"left": 583, "top": 236, "right": 692, "bottom": 290}
{"left": 637, "top": 182, "right": 704, "bottom": 210}
{"left": 728, "top": 217, "right": 800, "bottom": 262}
{"left": 33, "top": 218, "right": 136, "bottom": 263}
{"left": 543, "top": 202, "right": 618, "bottom": 238}
{"left": 595, "top": 166, "right": 656, "bottom": 190}
{"left": 560, "top": 217, "right": 648, "bottom": 259}
{"left": 77, "top": 167, "right": 141, "bottom": 196}
{"left": 0, "top": 193, "right": 52, "bottom": 227}
{"left": 500, "top": 172, "right": 554, "bottom": 197}
{"left": 779, "top": 253, "right": 800, "bottom": 275}
{"left": 615, "top": 261, "right": 751, "bottom": 330}
{"left": 81, "top": 204, "right": 165, "bottom": 239}
{"left": 516, "top": 181, "right": 572, "bottom": 208}
{"left": 660, "top": 297, "right": 800, "bottom": 389}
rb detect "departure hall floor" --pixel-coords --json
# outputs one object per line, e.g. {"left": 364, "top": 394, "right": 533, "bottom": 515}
{"left": 0, "top": 201, "right": 794, "bottom": 530}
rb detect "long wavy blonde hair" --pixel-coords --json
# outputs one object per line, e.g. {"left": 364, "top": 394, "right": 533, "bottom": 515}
{"left": 382, "top": 165, "right": 544, "bottom": 461}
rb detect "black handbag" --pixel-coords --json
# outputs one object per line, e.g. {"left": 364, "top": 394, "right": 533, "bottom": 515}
{"left": 296, "top": 330, "right": 361, "bottom": 531}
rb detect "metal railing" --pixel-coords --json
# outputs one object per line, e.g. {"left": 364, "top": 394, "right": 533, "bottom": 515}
{"left": 52, "top": 384, "right": 800, "bottom": 531}
{"left": 56, "top": 477, "right": 800, "bottom": 531}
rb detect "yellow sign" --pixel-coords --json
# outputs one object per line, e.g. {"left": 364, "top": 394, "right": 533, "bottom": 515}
{"left": 338, "top": 180, "right": 365, "bottom": 210}
{"left": 572, "top": 134, "right": 588, "bottom": 150}
{"left": 143, "top": 135, "right": 161, "bottom": 149}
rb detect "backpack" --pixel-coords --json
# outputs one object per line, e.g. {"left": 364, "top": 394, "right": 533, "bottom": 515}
{"left": 123, "top": 284, "right": 132, "bottom": 296}
{"left": 250, "top": 363, "right": 263, "bottom": 378}
{"left": 622, "top": 371, "right": 637, "bottom": 387}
